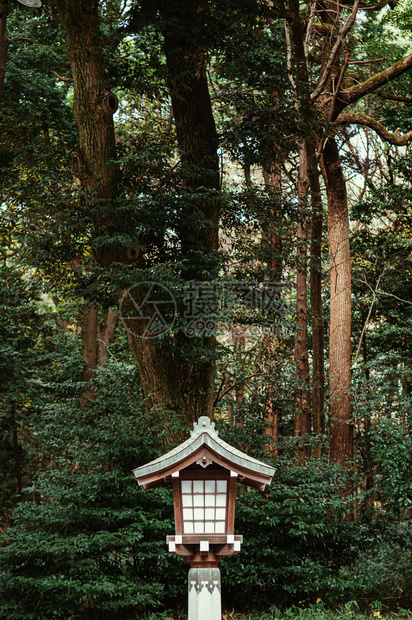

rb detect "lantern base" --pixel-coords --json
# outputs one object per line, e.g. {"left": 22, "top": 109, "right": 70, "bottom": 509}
{"left": 188, "top": 567, "right": 221, "bottom": 620}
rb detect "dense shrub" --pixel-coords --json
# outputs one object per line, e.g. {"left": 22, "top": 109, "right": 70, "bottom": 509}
{"left": 0, "top": 362, "right": 188, "bottom": 619}
{"left": 1, "top": 362, "right": 411, "bottom": 618}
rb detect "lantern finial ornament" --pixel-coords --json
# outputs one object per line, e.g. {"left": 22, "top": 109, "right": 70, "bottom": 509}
{"left": 133, "top": 417, "right": 276, "bottom": 620}
{"left": 191, "top": 415, "right": 217, "bottom": 435}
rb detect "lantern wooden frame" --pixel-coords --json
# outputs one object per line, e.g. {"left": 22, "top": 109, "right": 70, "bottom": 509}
{"left": 133, "top": 416, "right": 275, "bottom": 566}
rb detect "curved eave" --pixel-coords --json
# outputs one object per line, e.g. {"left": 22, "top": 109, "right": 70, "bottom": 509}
{"left": 133, "top": 431, "right": 276, "bottom": 491}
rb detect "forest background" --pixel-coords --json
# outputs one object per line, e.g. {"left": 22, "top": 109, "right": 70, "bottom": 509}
{"left": 0, "top": 0, "right": 412, "bottom": 618}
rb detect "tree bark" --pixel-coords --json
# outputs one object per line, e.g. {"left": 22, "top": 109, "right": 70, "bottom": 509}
{"left": 263, "top": 335, "right": 280, "bottom": 458}
{"left": 124, "top": 2, "right": 220, "bottom": 426}
{"left": 294, "top": 138, "right": 311, "bottom": 449}
{"left": 261, "top": 166, "right": 282, "bottom": 455}
{"left": 321, "top": 137, "right": 353, "bottom": 463}
{"left": 97, "top": 309, "right": 118, "bottom": 366}
{"left": 54, "top": 0, "right": 122, "bottom": 264}
{"left": 307, "top": 140, "right": 325, "bottom": 458}
{"left": 55, "top": 0, "right": 121, "bottom": 403}
{"left": 262, "top": 166, "right": 283, "bottom": 284}
{"left": 55, "top": 1, "right": 215, "bottom": 424}
{"left": 11, "top": 405, "right": 22, "bottom": 496}
{"left": 81, "top": 304, "right": 98, "bottom": 404}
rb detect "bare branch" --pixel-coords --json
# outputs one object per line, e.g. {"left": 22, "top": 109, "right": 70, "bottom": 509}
{"left": 284, "top": 20, "right": 296, "bottom": 92}
{"left": 330, "top": 52, "right": 350, "bottom": 120}
{"left": 213, "top": 373, "right": 261, "bottom": 407}
{"left": 311, "top": 0, "right": 360, "bottom": 103}
{"left": 377, "top": 90, "right": 412, "bottom": 104}
{"left": 377, "top": 290, "right": 412, "bottom": 305}
{"left": 304, "top": 0, "right": 317, "bottom": 61}
{"left": 353, "top": 268, "right": 387, "bottom": 367}
{"left": 10, "top": 36, "right": 33, "bottom": 44}
{"left": 51, "top": 70, "right": 72, "bottom": 83}
{"left": 213, "top": 361, "right": 229, "bottom": 406}
{"left": 336, "top": 113, "right": 412, "bottom": 145}
{"left": 349, "top": 57, "right": 390, "bottom": 65}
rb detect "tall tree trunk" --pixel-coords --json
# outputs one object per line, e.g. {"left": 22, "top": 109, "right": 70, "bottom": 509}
{"left": 56, "top": 1, "right": 119, "bottom": 206}
{"left": 262, "top": 166, "right": 283, "bottom": 282}
{"left": 261, "top": 166, "right": 282, "bottom": 455}
{"left": 294, "top": 138, "right": 311, "bottom": 450}
{"left": 263, "top": 335, "right": 280, "bottom": 458}
{"left": 125, "top": 2, "right": 220, "bottom": 426}
{"left": 308, "top": 140, "right": 325, "bottom": 458}
{"left": 97, "top": 308, "right": 118, "bottom": 366}
{"left": 56, "top": 0, "right": 121, "bottom": 404}
{"left": 288, "top": 4, "right": 313, "bottom": 454}
{"left": 81, "top": 304, "right": 98, "bottom": 404}
{"left": 11, "top": 405, "right": 22, "bottom": 496}
{"left": 321, "top": 137, "right": 353, "bottom": 463}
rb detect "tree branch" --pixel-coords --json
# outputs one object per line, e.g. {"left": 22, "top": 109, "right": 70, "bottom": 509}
{"left": 329, "top": 52, "right": 350, "bottom": 120}
{"left": 349, "top": 57, "right": 390, "bottom": 65}
{"left": 377, "top": 90, "right": 412, "bottom": 104}
{"left": 304, "top": 0, "right": 317, "bottom": 61}
{"left": 213, "top": 373, "right": 261, "bottom": 407}
{"left": 310, "top": 0, "right": 360, "bottom": 103}
{"left": 51, "top": 70, "right": 72, "bottom": 82}
{"left": 284, "top": 20, "right": 297, "bottom": 93}
{"left": 339, "top": 0, "right": 397, "bottom": 9}
{"left": 337, "top": 51, "right": 412, "bottom": 113}
{"left": 11, "top": 36, "right": 33, "bottom": 44}
{"left": 213, "top": 361, "right": 229, "bottom": 406}
{"left": 335, "top": 113, "right": 412, "bottom": 145}
{"left": 353, "top": 269, "right": 387, "bottom": 367}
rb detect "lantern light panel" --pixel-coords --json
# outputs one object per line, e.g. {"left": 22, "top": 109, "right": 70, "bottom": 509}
{"left": 181, "top": 479, "right": 227, "bottom": 534}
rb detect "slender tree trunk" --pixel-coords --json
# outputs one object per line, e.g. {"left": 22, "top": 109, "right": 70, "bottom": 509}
{"left": 294, "top": 138, "right": 311, "bottom": 449}
{"left": 11, "top": 405, "right": 22, "bottom": 496}
{"left": 308, "top": 141, "right": 325, "bottom": 457}
{"left": 225, "top": 370, "right": 235, "bottom": 426}
{"left": 230, "top": 323, "right": 245, "bottom": 428}
{"left": 0, "top": 0, "right": 9, "bottom": 98}
{"left": 97, "top": 309, "right": 118, "bottom": 365}
{"left": 263, "top": 335, "right": 280, "bottom": 458}
{"left": 361, "top": 324, "right": 374, "bottom": 507}
{"left": 321, "top": 137, "right": 353, "bottom": 463}
{"left": 288, "top": 5, "right": 313, "bottom": 455}
{"left": 261, "top": 166, "right": 282, "bottom": 455}
{"left": 81, "top": 304, "right": 98, "bottom": 403}
{"left": 262, "top": 166, "right": 283, "bottom": 282}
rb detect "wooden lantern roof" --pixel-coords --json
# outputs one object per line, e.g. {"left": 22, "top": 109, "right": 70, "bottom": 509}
{"left": 133, "top": 416, "right": 276, "bottom": 491}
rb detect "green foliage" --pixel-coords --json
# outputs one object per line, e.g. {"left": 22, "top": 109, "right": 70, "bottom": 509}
{"left": 0, "top": 360, "right": 188, "bottom": 619}
{"left": 1, "top": 342, "right": 412, "bottom": 617}
{"left": 221, "top": 444, "right": 358, "bottom": 607}
{"left": 145, "top": 602, "right": 412, "bottom": 619}
{"left": 340, "top": 522, "right": 412, "bottom": 607}
{"left": 2, "top": 1, "right": 412, "bottom": 618}
{"left": 235, "top": 602, "right": 412, "bottom": 619}
{"left": 0, "top": 262, "right": 57, "bottom": 520}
